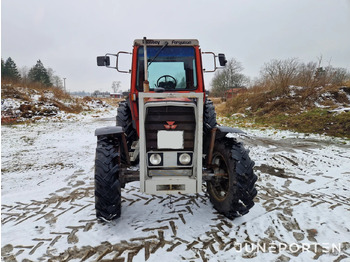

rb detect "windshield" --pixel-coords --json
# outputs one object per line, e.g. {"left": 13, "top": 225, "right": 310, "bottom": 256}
{"left": 136, "top": 46, "right": 197, "bottom": 91}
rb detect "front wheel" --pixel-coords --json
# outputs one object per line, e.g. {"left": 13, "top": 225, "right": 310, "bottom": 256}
{"left": 95, "top": 135, "right": 121, "bottom": 220}
{"left": 207, "top": 138, "right": 257, "bottom": 219}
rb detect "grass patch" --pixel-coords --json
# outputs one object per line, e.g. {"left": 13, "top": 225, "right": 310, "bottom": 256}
{"left": 212, "top": 83, "right": 350, "bottom": 139}
{"left": 218, "top": 109, "right": 350, "bottom": 139}
{"left": 271, "top": 109, "right": 350, "bottom": 138}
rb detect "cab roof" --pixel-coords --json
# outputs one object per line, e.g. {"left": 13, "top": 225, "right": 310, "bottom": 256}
{"left": 133, "top": 39, "right": 199, "bottom": 47}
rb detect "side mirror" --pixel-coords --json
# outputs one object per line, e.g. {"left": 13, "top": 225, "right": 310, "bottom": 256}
{"left": 96, "top": 52, "right": 131, "bottom": 73}
{"left": 202, "top": 52, "right": 227, "bottom": 72}
{"left": 218, "top": 54, "right": 227, "bottom": 66}
{"left": 97, "top": 56, "right": 110, "bottom": 66}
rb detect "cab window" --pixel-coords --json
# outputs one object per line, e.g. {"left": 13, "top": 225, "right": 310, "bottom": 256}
{"left": 137, "top": 46, "right": 197, "bottom": 91}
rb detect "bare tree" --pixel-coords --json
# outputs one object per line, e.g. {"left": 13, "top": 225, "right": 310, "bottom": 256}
{"left": 314, "top": 56, "right": 350, "bottom": 86}
{"left": 210, "top": 58, "right": 249, "bottom": 97}
{"left": 52, "top": 75, "right": 63, "bottom": 88}
{"left": 259, "top": 57, "right": 349, "bottom": 91}
{"left": 260, "top": 58, "right": 299, "bottom": 91}
{"left": 326, "top": 66, "right": 350, "bottom": 85}
{"left": 47, "top": 68, "right": 63, "bottom": 88}
{"left": 111, "top": 81, "right": 121, "bottom": 93}
{"left": 20, "top": 66, "right": 29, "bottom": 85}
{"left": 296, "top": 61, "right": 317, "bottom": 87}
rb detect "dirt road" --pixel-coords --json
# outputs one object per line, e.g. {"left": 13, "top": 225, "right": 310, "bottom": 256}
{"left": 2, "top": 111, "right": 350, "bottom": 261}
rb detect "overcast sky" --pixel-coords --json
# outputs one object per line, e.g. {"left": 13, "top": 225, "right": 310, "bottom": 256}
{"left": 2, "top": 0, "right": 350, "bottom": 93}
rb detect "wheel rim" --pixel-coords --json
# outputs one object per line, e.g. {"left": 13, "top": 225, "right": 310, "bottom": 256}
{"left": 210, "top": 152, "right": 229, "bottom": 201}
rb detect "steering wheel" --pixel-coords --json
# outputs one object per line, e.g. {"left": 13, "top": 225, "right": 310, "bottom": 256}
{"left": 156, "top": 75, "right": 177, "bottom": 89}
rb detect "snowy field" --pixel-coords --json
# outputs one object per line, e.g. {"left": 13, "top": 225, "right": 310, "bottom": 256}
{"left": 1, "top": 108, "right": 350, "bottom": 262}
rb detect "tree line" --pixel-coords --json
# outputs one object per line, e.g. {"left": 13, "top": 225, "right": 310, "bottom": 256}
{"left": 1, "top": 57, "right": 63, "bottom": 88}
{"left": 211, "top": 57, "right": 350, "bottom": 97}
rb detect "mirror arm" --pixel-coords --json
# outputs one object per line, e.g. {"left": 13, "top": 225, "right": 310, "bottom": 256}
{"left": 105, "top": 51, "right": 132, "bottom": 73}
{"left": 202, "top": 52, "right": 217, "bottom": 73}
{"left": 202, "top": 52, "right": 227, "bottom": 73}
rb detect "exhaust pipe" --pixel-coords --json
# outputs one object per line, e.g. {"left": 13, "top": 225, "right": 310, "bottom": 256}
{"left": 143, "top": 37, "right": 149, "bottom": 92}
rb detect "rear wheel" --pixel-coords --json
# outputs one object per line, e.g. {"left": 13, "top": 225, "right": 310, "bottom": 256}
{"left": 203, "top": 99, "right": 217, "bottom": 134}
{"left": 117, "top": 101, "right": 138, "bottom": 150}
{"left": 95, "top": 135, "right": 121, "bottom": 220}
{"left": 207, "top": 138, "right": 257, "bottom": 219}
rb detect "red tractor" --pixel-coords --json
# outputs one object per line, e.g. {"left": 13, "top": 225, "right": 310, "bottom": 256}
{"left": 95, "top": 38, "right": 257, "bottom": 221}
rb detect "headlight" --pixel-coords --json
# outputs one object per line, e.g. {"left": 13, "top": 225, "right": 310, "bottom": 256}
{"left": 179, "top": 153, "right": 191, "bottom": 165}
{"left": 149, "top": 153, "right": 162, "bottom": 166}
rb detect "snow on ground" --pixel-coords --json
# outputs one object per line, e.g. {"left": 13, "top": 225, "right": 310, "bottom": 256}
{"left": 1, "top": 108, "right": 350, "bottom": 262}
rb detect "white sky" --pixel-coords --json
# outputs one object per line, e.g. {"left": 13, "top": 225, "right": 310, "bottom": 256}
{"left": 2, "top": 0, "right": 350, "bottom": 92}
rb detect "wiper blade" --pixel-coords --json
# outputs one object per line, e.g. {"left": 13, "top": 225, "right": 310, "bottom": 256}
{"left": 148, "top": 41, "right": 168, "bottom": 67}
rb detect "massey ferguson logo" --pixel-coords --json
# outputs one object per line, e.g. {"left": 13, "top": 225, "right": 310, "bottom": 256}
{"left": 171, "top": 40, "right": 192, "bottom": 45}
{"left": 164, "top": 121, "right": 177, "bottom": 130}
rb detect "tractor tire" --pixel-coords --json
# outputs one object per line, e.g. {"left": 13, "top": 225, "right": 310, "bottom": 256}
{"left": 207, "top": 137, "right": 257, "bottom": 219}
{"left": 203, "top": 99, "right": 217, "bottom": 134}
{"left": 94, "top": 135, "right": 121, "bottom": 220}
{"left": 117, "top": 101, "right": 138, "bottom": 150}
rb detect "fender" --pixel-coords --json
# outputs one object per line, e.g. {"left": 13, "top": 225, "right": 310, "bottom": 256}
{"left": 206, "top": 125, "right": 245, "bottom": 167}
{"left": 215, "top": 125, "right": 245, "bottom": 139}
{"left": 95, "top": 126, "right": 124, "bottom": 136}
{"left": 95, "top": 126, "right": 130, "bottom": 165}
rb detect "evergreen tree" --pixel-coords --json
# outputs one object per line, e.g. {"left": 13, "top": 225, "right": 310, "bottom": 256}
{"left": 2, "top": 57, "right": 21, "bottom": 82}
{"left": 1, "top": 58, "right": 4, "bottom": 76}
{"left": 28, "top": 60, "right": 52, "bottom": 87}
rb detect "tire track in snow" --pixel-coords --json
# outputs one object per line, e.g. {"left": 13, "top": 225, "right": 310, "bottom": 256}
{"left": 3, "top": 181, "right": 349, "bottom": 261}
{"left": 2, "top": 115, "right": 350, "bottom": 261}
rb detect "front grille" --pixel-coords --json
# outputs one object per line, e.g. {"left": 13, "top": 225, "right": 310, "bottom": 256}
{"left": 145, "top": 106, "right": 196, "bottom": 151}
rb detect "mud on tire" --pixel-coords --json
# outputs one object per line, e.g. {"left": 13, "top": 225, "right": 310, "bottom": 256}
{"left": 95, "top": 135, "right": 121, "bottom": 220}
{"left": 207, "top": 137, "right": 257, "bottom": 219}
